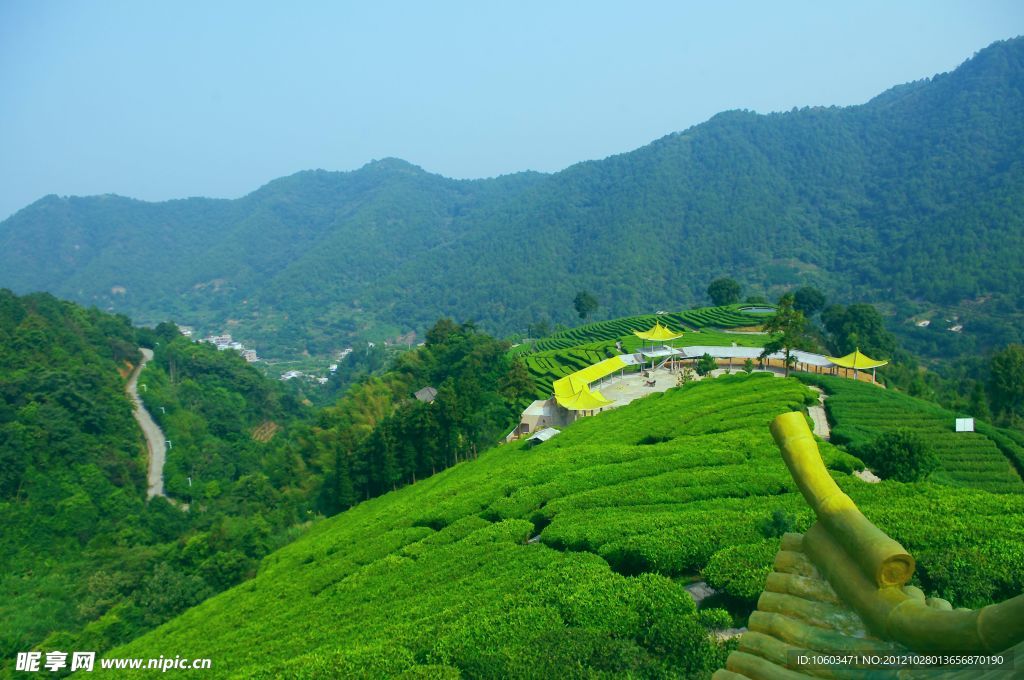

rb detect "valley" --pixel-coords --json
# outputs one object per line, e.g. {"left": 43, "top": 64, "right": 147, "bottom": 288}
{"left": 2, "top": 28, "right": 1024, "bottom": 680}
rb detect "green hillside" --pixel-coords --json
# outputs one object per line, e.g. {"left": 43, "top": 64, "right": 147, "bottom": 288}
{"left": 0, "top": 292, "right": 326, "bottom": 674}
{"left": 2, "top": 39, "right": 1023, "bottom": 358}
{"left": 102, "top": 375, "right": 1024, "bottom": 677}
{"left": 0, "top": 290, "right": 146, "bottom": 660}
{"left": 514, "top": 304, "right": 771, "bottom": 400}
{"left": 798, "top": 373, "right": 1024, "bottom": 494}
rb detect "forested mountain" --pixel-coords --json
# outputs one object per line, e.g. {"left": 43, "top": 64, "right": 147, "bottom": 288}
{"left": 0, "top": 291, "right": 322, "bottom": 671}
{"left": 2, "top": 38, "right": 1022, "bottom": 358}
{"left": 0, "top": 291, "right": 536, "bottom": 673}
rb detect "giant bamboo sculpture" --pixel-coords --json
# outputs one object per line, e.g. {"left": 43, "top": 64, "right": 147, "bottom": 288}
{"left": 715, "top": 411, "right": 1024, "bottom": 679}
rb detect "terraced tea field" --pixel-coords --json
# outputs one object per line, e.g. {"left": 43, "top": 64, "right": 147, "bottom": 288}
{"left": 797, "top": 373, "right": 1024, "bottom": 494}
{"left": 106, "top": 375, "right": 1024, "bottom": 677}
{"left": 516, "top": 305, "right": 773, "bottom": 399}
{"left": 527, "top": 304, "right": 770, "bottom": 354}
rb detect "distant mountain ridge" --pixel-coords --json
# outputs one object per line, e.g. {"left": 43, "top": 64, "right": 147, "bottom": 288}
{"left": 2, "top": 37, "right": 1022, "bottom": 357}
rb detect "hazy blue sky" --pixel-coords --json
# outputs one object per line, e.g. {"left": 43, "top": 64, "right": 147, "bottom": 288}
{"left": 1, "top": 1, "right": 1022, "bottom": 219}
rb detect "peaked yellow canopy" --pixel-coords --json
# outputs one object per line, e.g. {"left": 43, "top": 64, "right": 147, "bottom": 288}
{"left": 634, "top": 321, "right": 683, "bottom": 342}
{"left": 554, "top": 386, "right": 614, "bottom": 411}
{"left": 551, "top": 356, "right": 626, "bottom": 411}
{"left": 826, "top": 348, "right": 888, "bottom": 370}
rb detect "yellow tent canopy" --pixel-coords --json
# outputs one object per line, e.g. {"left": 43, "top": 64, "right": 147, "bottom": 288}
{"left": 633, "top": 321, "right": 683, "bottom": 343}
{"left": 555, "top": 385, "right": 614, "bottom": 411}
{"left": 552, "top": 356, "right": 627, "bottom": 411}
{"left": 553, "top": 356, "right": 627, "bottom": 396}
{"left": 826, "top": 348, "right": 888, "bottom": 370}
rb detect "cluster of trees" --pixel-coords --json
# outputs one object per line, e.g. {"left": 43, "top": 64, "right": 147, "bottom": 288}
{"left": 1, "top": 290, "right": 540, "bottom": 667}
{"left": 0, "top": 292, "right": 165, "bottom": 659}
{"left": 742, "top": 280, "right": 1024, "bottom": 431}
{"left": 718, "top": 283, "right": 898, "bottom": 378}
{"left": 307, "top": 319, "right": 532, "bottom": 513}
{"left": 0, "top": 291, "right": 141, "bottom": 504}
{"left": 0, "top": 295, "right": 338, "bottom": 664}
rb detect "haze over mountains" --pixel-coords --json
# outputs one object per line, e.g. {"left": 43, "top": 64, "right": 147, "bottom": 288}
{"left": 1, "top": 37, "right": 1022, "bottom": 357}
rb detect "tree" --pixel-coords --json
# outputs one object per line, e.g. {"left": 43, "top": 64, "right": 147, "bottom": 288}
{"left": 707, "top": 278, "right": 741, "bottom": 306}
{"left": 426, "top": 318, "right": 461, "bottom": 346}
{"left": 527, "top": 318, "right": 551, "bottom": 339}
{"left": 821, "top": 303, "right": 896, "bottom": 358}
{"left": 695, "top": 354, "right": 717, "bottom": 376}
{"left": 742, "top": 358, "right": 755, "bottom": 374}
{"left": 988, "top": 344, "right": 1024, "bottom": 421}
{"left": 859, "top": 430, "right": 937, "bottom": 482}
{"left": 792, "top": 287, "right": 826, "bottom": 317}
{"left": 573, "top": 291, "right": 599, "bottom": 319}
{"left": 760, "top": 293, "right": 807, "bottom": 377}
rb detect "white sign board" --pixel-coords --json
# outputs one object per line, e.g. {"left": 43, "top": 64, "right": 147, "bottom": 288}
{"left": 955, "top": 418, "right": 974, "bottom": 432}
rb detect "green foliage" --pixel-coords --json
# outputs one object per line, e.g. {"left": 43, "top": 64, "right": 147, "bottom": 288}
{"left": 703, "top": 539, "right": 781, "bottom": 602}
{"left": 743, "top": 358, "right": 755, "bottom": 374}
{"left": 572, "top": 290, "right": 599, "bottom": 320}
{"left": 761, "top": 293, "right": 809, "bottom": 377}
{"left": 796, "top": 373, "right": 1023, "bottom": 493}
{"left": 0, "top": 291, "right": 324, "bottom": 672}
{"left": 757, "top": 509, "right": 797, "bottom": 538}
{"left": 821, "top": 303, "right": 896, "bottom": 359}
{"left": 696, "top": 353, "right": 717, "bottom": 376}
{"left": 707, "top": 278, "right": 741, "bottom": 306}
{"left": 988, "top": 344, "right": 1024, "bottom": 422}
{"left": 792, "top": 286, "right": 826, "bottom": 317}
{"left": 309, "top": 320, "right": 528, "bottom": 513}
{"left": 6, "top": 40, "right": 1024, "bottom": 360}
{"left": 860, "top": 430, "right": 938, "bottom": 482}
{"left": 104, "top": 374, "right": 1024, "bottom": 677}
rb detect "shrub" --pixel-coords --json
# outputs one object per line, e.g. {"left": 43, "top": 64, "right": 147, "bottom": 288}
{"left": 859, "top": 430, "right": 937, "bottom": 482}
{"left": 696, "top": 354, "right": 718, "bottom": 376}
{"left": 757, "top": 509, "right": 796, "bottom": 538}
{"left": 703, "top": 540, "right": 780, "bottom": 602}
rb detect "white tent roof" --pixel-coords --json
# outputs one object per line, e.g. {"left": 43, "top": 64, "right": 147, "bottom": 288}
{"left": 627, "top": 346, "right": 835, "bottom": 367}
{"left": 527, "top": 427, "right": 561, "bottom": 444}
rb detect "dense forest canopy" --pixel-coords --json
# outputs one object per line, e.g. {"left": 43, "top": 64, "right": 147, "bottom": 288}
{"left": 0, "top": 292, "right": 534, "bottom": 674}
{"left": 0, "top": 292, "right": 326, "bottom": 667}
{"left": 1, "top": 38, "right": 1022, "bottom": 359}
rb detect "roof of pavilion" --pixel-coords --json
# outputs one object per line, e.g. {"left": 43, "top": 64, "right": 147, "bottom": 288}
{"left": 552, "top": 356, "right": 628, "bottom": 396}
{"left": 633, "top": 321, "right": 683, "bottom": 342}
{"left": 553, "top": 385, "right": 615, "bottom": 411}
{"left": 826, "top": 348, "right": 888, "bottom": 370}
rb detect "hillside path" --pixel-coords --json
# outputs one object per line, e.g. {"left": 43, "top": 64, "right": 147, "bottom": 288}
{"left": 126, "top": 348, "right": 167, "bottom": 499}
{"left": 807, "top": 386, "right": 830, "bottom": 440}
{"left": 807, "top": 386, "right": 880, "bottom": 483}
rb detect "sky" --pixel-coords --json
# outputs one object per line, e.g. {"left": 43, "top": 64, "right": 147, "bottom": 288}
{"left": 1, "top": 1, "right": 1022, "bottom": 220}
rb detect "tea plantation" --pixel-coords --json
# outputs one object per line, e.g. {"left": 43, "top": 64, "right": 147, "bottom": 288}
{"left": 797, "top": 373, "right": 1024, "bottom": 494}
{"left": 516, "top": 304, "right": 770, "bottom": 400}
{"left": 102, "top": 375, "right": 1024, "bottom": 678}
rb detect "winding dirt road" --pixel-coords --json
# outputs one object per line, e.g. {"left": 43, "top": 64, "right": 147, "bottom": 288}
{"left": 126, "top": 348, "right": 167, "bottom": 499}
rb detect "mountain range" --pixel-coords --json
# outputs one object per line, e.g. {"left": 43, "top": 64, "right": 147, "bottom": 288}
{"left": 1, "top": 37, "right": 1022, "bottom": 358}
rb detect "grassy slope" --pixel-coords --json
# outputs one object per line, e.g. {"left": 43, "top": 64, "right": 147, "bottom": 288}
{"left": 102, "top": 375, "right": 1024, "bottom": 678}
{"left": 516, "top": 304, "right": 772, "bottom": 400}
{"left": 796, "top": 373, "right": 1024, "bottom": 494}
